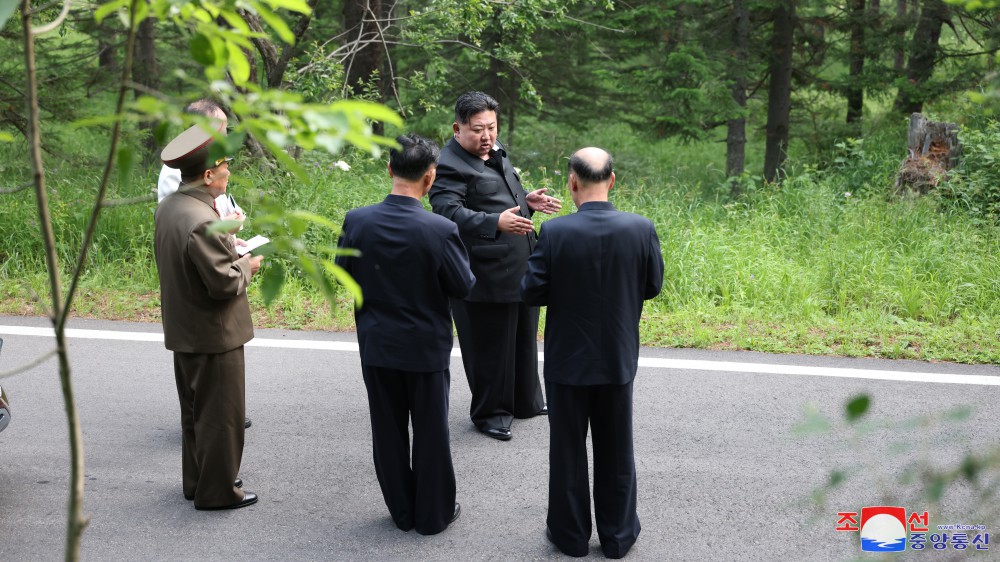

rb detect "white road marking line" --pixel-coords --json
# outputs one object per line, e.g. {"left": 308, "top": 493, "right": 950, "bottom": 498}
{"left": 1, "top": 325, "right": 997, "bottom": 386}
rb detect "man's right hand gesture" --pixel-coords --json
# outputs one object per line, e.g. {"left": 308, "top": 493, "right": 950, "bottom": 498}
{"left": 497, "top": 206, "right": 534, "bottom": 236}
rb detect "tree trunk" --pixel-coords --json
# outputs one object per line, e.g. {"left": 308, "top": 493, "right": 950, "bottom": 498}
{"left": 846, "top": 0, "right": 866, "bottom": 128}
{"left": 894, "top": 0, "right": 907, "bottom": 71}
{"left": 894, "top": 0, "right": 949, "bottom": 114}
{"left": 895, "top": 112, "right": 960, "bottom": 195}
{"left": 379, "top": 0, "right": 399, "bottom": 114}
{"left": 726, "top": 0, "right": 749, "bottom": 196}
{"left": 343, "top": 0, "right": 383, "bottom": 98}
{"left": 133, "top": 16, "right": 158, "bottom": 162}
{"left": 763, "top": 0, "right": 795, "bottom": 184}
{"left": 98, "top": 39, "right": 116, "bottom": 72}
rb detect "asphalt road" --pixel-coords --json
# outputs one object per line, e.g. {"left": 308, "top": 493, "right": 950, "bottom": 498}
{"left": 1, "top": 315, "right": 998, "bottom": 561}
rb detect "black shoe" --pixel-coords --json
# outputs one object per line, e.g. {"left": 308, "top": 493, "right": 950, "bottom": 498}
{"left": 195, "top": 491, "right": 258, "bottom": 510}
{"left": 245, "top": 417, "right": 252, "bottom": 428}
{"left": 451, "top": 503, "right": 461, "bottom": 524}
{"left": 481, "top": 427, "right": 512, "bottom": 441}
{"left": 538, "top": 404, "right": 548, "bottom": 415}
{"left": 185, "top": 479, "right": 243, "bottom": 501}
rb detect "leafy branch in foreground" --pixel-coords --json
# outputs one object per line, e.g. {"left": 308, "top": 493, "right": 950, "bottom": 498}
{"left": 800, "top": 392, "right": 999, "bottom": 531}
{"left": 1, "top": 0, "right": 402, "bottom": 559}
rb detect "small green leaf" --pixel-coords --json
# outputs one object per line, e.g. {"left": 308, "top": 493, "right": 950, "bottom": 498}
{"left": 943, "top": 405, "right": 973, "bottom": 421}
{"left": 254, "top": 3, "right": 295, "bottom": 44}
{"left": 828, "top": 470, "right": 844, "bottom": 488}
{"left": 206, "top": 219, "right": 243, "bottom": 235}
{"left": 287, "top": 210, "right": 339, "bottom": 231}
{"left": 845, "top": 394, "right": 870, "bottom": 422}
{"left": 190, "top": 33, "right": 216, "bottom": 66}
{"left": 260, "top": 262, "right": 285, "bottom": 306}
{"left": 154, "top": 121, "right": 171, "bottom": 147}
{"left": 325, "top": 260, "right": 362, "bottom": 308}
{"left": 926, "top": 475, "right": 947, "bottom": 502}
{"left": 330, "top": 100, "right": 403, "bottom": 127}
{"left": 227, "top": 44, "right": 251, "bottom": 85}
{"left": 94, "top": 0, "right": 128, "bottom": 24}
{"left": 221, "top": 131, "right": 247, "bottom": 157}
{"left": 116, "top": 146, "right": 134, "bottom": 187}
{"left": 261, "top": 0, "right": 313, "bottom": 16}
{"left": 0, "top": 131, "right": 14, "bottom": 142}
{"left": 130, "top": 0, "right": 149, "bottom": 29}
{"left": 961, "top": 455, "right": 980, "bottom": 482}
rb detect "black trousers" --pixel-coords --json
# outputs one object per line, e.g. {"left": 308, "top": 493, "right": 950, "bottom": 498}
{"left": 546, "top": 380, "right": 640, "bottom": 559}
{"left": 173, "top": 347, "right": 246, "bottom": 508}
{"left": 451, "top": 299, "right": 544, "bottom": 430}
{"left": 362, "top": 364, "right": 456, "bottom": 535}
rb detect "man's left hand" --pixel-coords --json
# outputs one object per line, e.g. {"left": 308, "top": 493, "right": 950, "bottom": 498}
{"left": 526, "top": 188, "right": 562, "bottom": 214}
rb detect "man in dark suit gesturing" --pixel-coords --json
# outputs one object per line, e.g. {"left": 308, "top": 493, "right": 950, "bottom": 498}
{"left": 521, "top": 147, "right": 664, "bottom": 559}
{"left": 430, "top": 91, "right": 561, "bottom": 441}
{"left": 336, "top": 134, "right": 475, "bottom": 535}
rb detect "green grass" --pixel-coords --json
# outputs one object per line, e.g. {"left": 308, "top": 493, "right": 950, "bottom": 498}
{"left": 2, "top": 114, "right": 1000, "bottom": 363}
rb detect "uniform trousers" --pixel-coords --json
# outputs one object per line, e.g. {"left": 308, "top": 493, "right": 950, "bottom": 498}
{"left": 546, "top": 380, "right": 640, "bottom": 559}
{"left": 173, "top": 347, "right": 246, "bottom": 508}
{"left": 451, "top": 299, "right": 544, "bottom": 430}
{"left": 362, "top": 365, "right": 456, "bottom": 535}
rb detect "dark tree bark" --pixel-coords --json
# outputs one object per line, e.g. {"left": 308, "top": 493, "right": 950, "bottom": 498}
{"left": 235, "top": 2, "right": 316, "bottom": 158}
{"left": 894, "top": 0, "right": 908, "bottom": 71}
{"left": 343, "top": 0, "right": 383, "bottom": 97}
{"left": 894, "top": 0, "right": 949, "bottom": 114}
{"left": 763, "top": 0, "right": 795, "bottom": 184}
{"left": 98, "top": 39, "right": 116, "bottom": 73}
{"left": 379, "top": 0, "right": 398, "bottom": 112}
{"left": 726, "top": 0, "right": 750, "bottom": 196}
{"left": 242, "top": 0, "right": 317, "bottom": 88}
{"left": 846, "top": 0, "right": 866, "bottom": 128}
{"left": 133, "top": 16, "right": 159, "bottom": 161}
{"left": 342, "top": 0, "right": 384, "bottom": 133}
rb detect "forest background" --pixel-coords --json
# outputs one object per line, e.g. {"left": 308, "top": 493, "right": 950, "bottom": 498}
{"left": 2, "top": 0, "right": 1000, "bottom": 365}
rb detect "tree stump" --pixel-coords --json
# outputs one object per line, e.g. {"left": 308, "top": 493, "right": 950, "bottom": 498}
{"left": 895, "top": 113, "right": 961, "bottom": 197}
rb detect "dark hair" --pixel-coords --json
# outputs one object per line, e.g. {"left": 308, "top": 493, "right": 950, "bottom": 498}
{"left": 568, "top": 151, "right": 614, "bottom": 183}
{"left": 390, "top": 133, "right": 440, "bottom": 180}
{"left": 184, "top": 99, "right": 224, "bottom": 118}
{"left": 454, "top": 91, "right": 499, "bottom": 124}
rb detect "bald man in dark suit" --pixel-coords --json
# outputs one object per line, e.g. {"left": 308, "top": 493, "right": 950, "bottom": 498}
{"left": 522, "top": 147, "right": 664, "bottom": 559}
{"left": 337, "top": 134, "right": 475, "bottom": 535}
{"left": 155, "top": 124, "right": 263, "bottom": 510}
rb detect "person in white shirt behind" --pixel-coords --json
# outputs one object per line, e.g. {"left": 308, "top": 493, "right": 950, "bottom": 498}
{"left": 158, "top": 99, "right": 245, "bottom": 223}
{"left": 158, "top": 98, "right": 252, "bottom": 430}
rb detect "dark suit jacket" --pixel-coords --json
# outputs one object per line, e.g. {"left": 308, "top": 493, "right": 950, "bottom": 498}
{"left": 336, "top": 194, "right": 476, "bottom": 372}
{"left": 429, "top": 138, "right": 535, "bottom": 303}
{"left": 154, "top": 186, "right": 254, "bottom": 354}
{"left": 521, "top": 201, "right": 664, "bottom": 385}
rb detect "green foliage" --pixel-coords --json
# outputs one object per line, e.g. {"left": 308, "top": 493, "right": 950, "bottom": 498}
{"left": 805, "top": 393, "right": 999, "bottom": 528}
{"left": 96, "top": 0, "right": 311, "bottom": 85}
{"left": 845, "top": 394, "right": 870, "bottom": 422}
{"left": 935, "top": 120, "right": 1000, "bottom": 222}
{"left": 287, "top": 42, "right": 348, "bottom": 105}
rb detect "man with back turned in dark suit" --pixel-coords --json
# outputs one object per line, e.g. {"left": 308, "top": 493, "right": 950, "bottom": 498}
{"left": 429, "top": 91, "right": 561, "bottom": 441}
{"left": 521, "top": 147, "right": 664, "bottom": 558}
{"left": 336, "top": 133, "right": 475, "bottom": 535}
